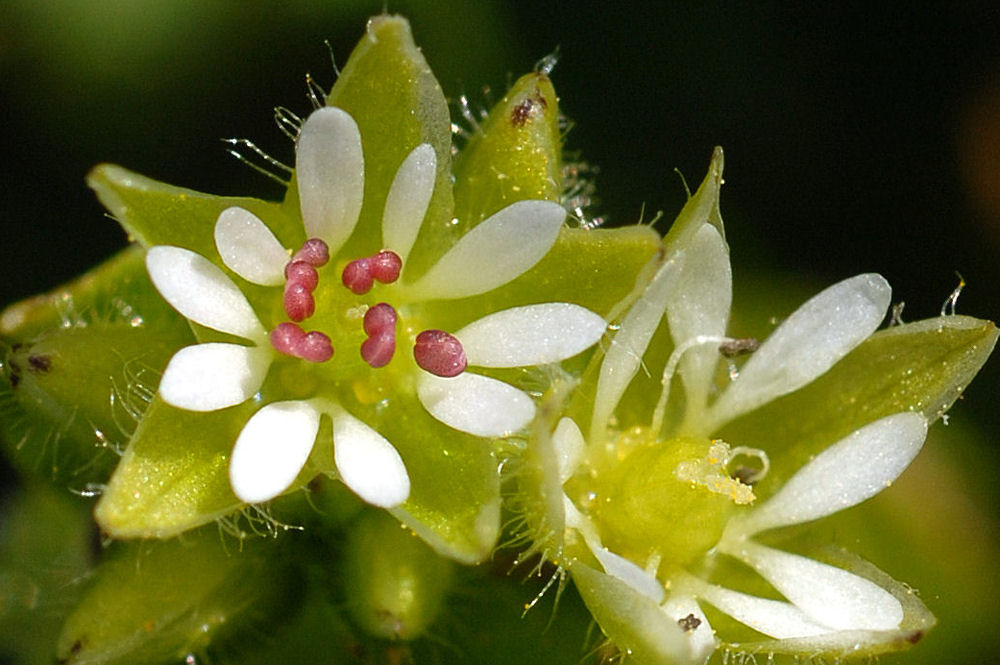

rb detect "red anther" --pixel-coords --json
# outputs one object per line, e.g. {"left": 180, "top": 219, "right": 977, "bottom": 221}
{"left": 342, "top": 258, "right": 374, "bottom": 294}
{"left": 284, "top": 260, "right": 319, "bottom": 291}
{"left": 299, "top": 331, "right": 334, "bottom": 362}
{"left": 284, "top": 283, "right": 315, "bottom": 322}
{"left": 413, "top": 330, "right": 467, "bottom": 378}
{"left": 270, "top": 322, "right": 307, "bottom": 357}
{"left": 363, "top": 303, "right": 398, "bottom": 337}
{"left": 370, "top": 250, "right": 403, "bottom": 284}
{"left": 292, "top": 238, "right": 330, "bottom": 267}
{"left": 361, "top": 330, "right": 396, "bottom": 368}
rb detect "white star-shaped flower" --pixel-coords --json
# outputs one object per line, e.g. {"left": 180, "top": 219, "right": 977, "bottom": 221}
{"left": 146, "top": 106, "right": 606, "bottom": 508}
{"left": 542, "top": 221, "right": 930, "bottom": 663}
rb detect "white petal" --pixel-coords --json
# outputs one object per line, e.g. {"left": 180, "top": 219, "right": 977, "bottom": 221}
{"left": 296, "top": 107, "right": 364, "bottom": 254}
{"left": 229, "top": 400, "right": 321, "bottom": 503}
{"left": 590, "top": 546, "right": 665, "bottom": 604}
{"left": 382, "top": 143, "right": 436, "bottom": 265}
{"left": 146, "top": 246, "right": 266, "bottom": 340}
{"left": 732, "top": 542, "right": 903, "bottom": 631}
{"left": 666, "top": 224, "right": 731, "bottom": 413}
{"left": 591, "top": 254, "right": 679, "bottom": 442}
{"left": 159, "top": 343, "right": 271, "bottom": 411}
{"left": 553, "top": 417, "right": 585, "bottom": 483}
{"left": 333, "top": 411, "right": 410, "bottom": 508}
{"left": 214, "top": 207, "right": 289, "bottom": 286}
{"left": 456, "top": 303, "right": 606, "bottom": 368}
{"left": 695, "top": 583, "right": 831, "bottom": 639}
{"left": 417, "top": 372, "right": 535, "bottom": 437}
{"left": 661, "top": 594, "right": 716, "bottom": 662}
{"left": 405, "top": 200, "right": 566, "bottom": 300}
{"left": 731, "top": 412, "right": 927, "bottom": 537}
{"left": 708, "top": 273, "right": 891, "bottom": 428}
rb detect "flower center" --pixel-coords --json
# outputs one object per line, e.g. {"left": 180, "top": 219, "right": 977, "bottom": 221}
{"left": 570, "top": 431, "right": 760, "bottom": 569}
{"left": 268, "top": 243, "right": 467, "bottom": 377}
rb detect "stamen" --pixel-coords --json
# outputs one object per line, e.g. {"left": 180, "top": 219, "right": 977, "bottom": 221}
{"left": 413, "top": 330, "right": 467, "bottom": 377}
{"left": 299, "top": 331, "right": 334, "bottom": 362}
{"left": 362, "top": 302, "right": 397, "bottom": 336}
{"left": 270, "top": 322, "right": 306, "bottom": 356}
{"left": 361, "top": 303, "right": 398, "bottom": 368}
{"left": 361, "top": 331, "right": 396, "bottom": 368}
{"left": 270, "top": 323, "right": 334, "bottom": 362}
{"left": 369, "top": 250, "right": 402, "bottom": 284}
{"left": 292, "top": 238, "right": 330, "bottom": 267}
{"left": 650, "top": 334, "right": 733, "bottom": 435}
{"left": 341, "top": 250, "right": 404, "bottom": 295}
{"left": 342, "top": 258, "right": 374, "bottom": 294}
{"left": 284, "top": 282, "right": 315, "bottom": 321}
{"left": 284, "top": 260, "right": 319, "bottom": 290}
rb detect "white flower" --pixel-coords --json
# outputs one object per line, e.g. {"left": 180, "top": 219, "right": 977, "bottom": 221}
{"left": 144, "top": 244, "right": 408, "bottom": 508}
{"left": 542, "top": 221, "right": 931, "bottom": 663}
{"left": 146, "top": 106, "right": 606, "bottom": 507}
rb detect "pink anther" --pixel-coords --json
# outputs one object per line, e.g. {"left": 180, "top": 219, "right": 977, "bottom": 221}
{"left": 361, "top": 330, "right": 396, "bottom": 368}
{"left": 269, "top": 323, "right": 334, "bottom": 362}
{"left": 270, "top": 322, "right": 307, "bottom": 357}
{"left": 342, "top": 258, "right": 374, "bottom": 294}
{"left": 363, "top": 303, "right": 398, "bottom": 336}
{"left": 292, "top": 238, "right": 330, "bottom": 267}
{"left": 370, "top": 250, "right": 402, "bottom": 284}
{"left": 284, "top": 282, "right": 315, "bottom": 322}
{"left": 299, "top": 331, "right": 335, "bottom": 363}
{"left": 413, "top": 330, "right": 467, "bottom": 378}
{"left": 284, "top": 260, "right": 319, "bottom": 291}
{"left": 360, "top": 303, "right": 398, "bottom": 368}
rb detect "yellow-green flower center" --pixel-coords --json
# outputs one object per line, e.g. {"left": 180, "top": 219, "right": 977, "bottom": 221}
{"left": 571, "top": 429, "right": 756, "bottom": 569}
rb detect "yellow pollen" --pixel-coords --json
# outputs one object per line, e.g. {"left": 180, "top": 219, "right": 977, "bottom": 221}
{"left": 674, "top": 441, "right": 756, "bottom": 505}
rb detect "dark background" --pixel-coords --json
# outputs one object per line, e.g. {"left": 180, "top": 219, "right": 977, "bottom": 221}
{"left": 2, "top": 0, "right": 999, "bottom": 660}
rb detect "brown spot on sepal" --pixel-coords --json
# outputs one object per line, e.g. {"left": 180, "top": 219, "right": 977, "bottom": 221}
{"left": 510, "top": 89, "right": 549, "bottom": 127}
{"left": 28, "top": 353, "right": 51, "bottom": 373}
{"left": 57, "top": 636, "right": 87, "bottom": 664}
{"left": 6, "top": 358, "right": 21, "bottom": 389}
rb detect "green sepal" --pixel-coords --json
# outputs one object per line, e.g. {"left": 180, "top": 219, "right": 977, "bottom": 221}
{"left": 0, "top": 481, "right": 94, "bottom": 665}
{"left": 55, "top": 528, "right": 294, "bottom": 665}
{"left": 382, "top": 396, "right": 501, "bottom": 564}
{"left": 569, "top": 561, "right": 693, "bottom": 665}
{"left": 94, "top": 396, "right": 250, "bottom": 538}
{"left": 721, "top": 314, "right": 998, "bottom": 495}
{"left": 0, "top": 247, "right": 193, "bottom": 483}
{"left": 0, "top": 245, "right": 183, "bottom": 342}
{"left": 419, "top": 224, "right": 662, "bottom": 332}
{"left": 452, "top": 72, "right": 562, "bottom": 228}
{"left": 289, "top": 14, "right": 454, "bottom": 280}
{"left": 342, "top": 508, "right": 455, "bottom": 640}
{"left": 87, "top": 164, "right": 298, "bottom": 264}
{"left": 2, "top": 326, "right": 189, "bottom": 484}
{"left": 663, "top": 146, "right": 725, "bottom": 252}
